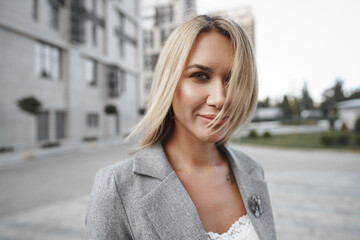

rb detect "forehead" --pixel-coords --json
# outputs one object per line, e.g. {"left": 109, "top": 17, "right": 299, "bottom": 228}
{"left": 186, "top": 31, "right": 234, "bottom": 70}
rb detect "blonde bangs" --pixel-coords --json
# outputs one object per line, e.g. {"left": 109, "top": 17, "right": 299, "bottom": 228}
{"left": 127, "top": 21, "right": 202, "bottom": 149}
{"left": 204, "top": 18, "right": 258, "bottom": 143}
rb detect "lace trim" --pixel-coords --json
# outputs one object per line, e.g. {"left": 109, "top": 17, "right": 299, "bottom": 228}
{"left": 206, "top": 214, "right": 258, "bottom": 240}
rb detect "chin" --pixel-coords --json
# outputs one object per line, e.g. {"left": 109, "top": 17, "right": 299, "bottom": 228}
{"left": 197, "top": 132, "right": 226, "bottom": 144}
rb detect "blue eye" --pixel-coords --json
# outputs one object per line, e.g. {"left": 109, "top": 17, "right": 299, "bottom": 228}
{"left": 191, "top": 72, "right": 209, "bottom": 80}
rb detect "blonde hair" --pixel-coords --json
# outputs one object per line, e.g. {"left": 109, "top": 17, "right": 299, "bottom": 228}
{"left": 128, "top": 15, "right": 258, "bottom": 149}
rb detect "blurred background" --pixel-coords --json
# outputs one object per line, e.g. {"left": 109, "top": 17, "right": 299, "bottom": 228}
{"left": 0, "top": 0, "right": 359, "bottom": 239}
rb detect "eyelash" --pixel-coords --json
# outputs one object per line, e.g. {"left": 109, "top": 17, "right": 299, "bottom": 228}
{"left": 225, "top": 75, "right": 231, "bottom": 83}
{"left": 190, "top": 72, "right": 231, "bottom": 84}
{"left": 190, "top": 72, "right": 209, "bottom": 80}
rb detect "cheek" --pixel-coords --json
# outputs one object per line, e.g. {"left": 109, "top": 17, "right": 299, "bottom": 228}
{"left": 174, "top": 82, "right": 200, "bottom": 109}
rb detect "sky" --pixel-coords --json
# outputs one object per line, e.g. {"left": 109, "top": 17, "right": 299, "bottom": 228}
{"left": 197, "top": 0, "right": 360, "bottom": 104}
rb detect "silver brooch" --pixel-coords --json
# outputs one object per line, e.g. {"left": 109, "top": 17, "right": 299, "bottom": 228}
{"left": 249, "top": 195, "right": 263, "bottom": 218}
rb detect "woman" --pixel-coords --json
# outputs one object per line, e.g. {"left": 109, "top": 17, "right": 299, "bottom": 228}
{"left": 86, "top": 15, "right": 277, "bottom": 240}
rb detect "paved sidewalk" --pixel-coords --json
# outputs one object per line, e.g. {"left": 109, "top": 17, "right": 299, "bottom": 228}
{"left": 0, "top": 145, "right": 359, "bottom": 240}
{"left": 268, "top": 171, "right": 360, "bottom": 240}
{"left": 0, "top": 196, "right": 87, "bottom": 240}
{"left": 1, "top": 171, "right": 359, "bottom": 240}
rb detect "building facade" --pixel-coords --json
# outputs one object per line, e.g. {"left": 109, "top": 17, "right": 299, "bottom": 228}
{"left": 0, "top": 0, "right": 143, "bottom": 150}
{"left": 336, "top": 99, "right": 360, "bottom": 130}
{"left": 211, "top": 7, "right": 255, "bottom": 48}
{"left": 142, "top": 0, "right": 196, "bottom": 106}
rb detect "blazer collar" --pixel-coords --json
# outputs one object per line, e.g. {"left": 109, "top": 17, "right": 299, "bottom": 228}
{"left": 222, "top": 145, "right": 277, "bottom": 240}
{"left": 132, "top": 143, "right": 256, "bottom": 180}
{"left": 134, "top": 143, "right": 206, "bottom": 239}
{"left": 133, "top": 143, "right": 276, "bottom": 240}
{"left": 133, "top": 143, "right": 173, "bottom": 180}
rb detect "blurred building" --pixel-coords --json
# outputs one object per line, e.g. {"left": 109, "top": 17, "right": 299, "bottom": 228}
{"left": 0, "top": 0, "right": 143, "bottom": 150}
{"left": 211, "top": 7, "right": 255, "bottom": 48}
{"left": 142, "top": 0, "right": 196, "bottom": 106}
{"left": 336, "top": 99, "right": 360, "bottom": 129}
{"left": 254, "top": 107, "right": 284, "bottom": 121}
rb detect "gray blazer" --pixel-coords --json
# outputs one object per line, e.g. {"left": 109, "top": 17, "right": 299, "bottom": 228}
{"left": 85, "top": 143, "right": 277, "bottom": 240}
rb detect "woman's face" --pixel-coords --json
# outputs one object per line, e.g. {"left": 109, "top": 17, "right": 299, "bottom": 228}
{"left": 172, "top": 31, "right": 234, "bottom": 143}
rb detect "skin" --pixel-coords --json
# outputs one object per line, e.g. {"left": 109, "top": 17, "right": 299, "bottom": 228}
{"left": 163, "top": 31, "right": 247, "bottom": 234}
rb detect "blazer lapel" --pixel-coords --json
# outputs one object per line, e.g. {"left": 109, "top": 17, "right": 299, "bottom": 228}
{"left": 134, "top": 143, "right": 207, "bottom": 240}
{"left": 223, "top": 145, "right": 277, "bottom": 240}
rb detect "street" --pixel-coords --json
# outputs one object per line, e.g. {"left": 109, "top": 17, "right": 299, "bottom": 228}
{"left": 0, "top": 143, "right": 359, "bottom": 240}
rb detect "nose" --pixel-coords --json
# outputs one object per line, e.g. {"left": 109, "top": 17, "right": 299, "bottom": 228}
{"left": 206, "top": 80, "right": 226, "bottom": 109}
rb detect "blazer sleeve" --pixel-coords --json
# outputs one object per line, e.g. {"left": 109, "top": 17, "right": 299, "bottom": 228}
{"left": 85, "top": 168, "right": 133, "bottom": 240}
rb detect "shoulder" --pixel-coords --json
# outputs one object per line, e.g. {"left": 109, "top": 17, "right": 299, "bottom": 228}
{"left": 223, "top": 144, "right": 265, "bottom": 180}
{"left": 92, "top": 156, "right": 142, "bottom": 200}
{"left": 95, "top": 157, "right": 134, "bottom": 184}
{"left": 92, "top": 145, "right": 167, "bottom": 202}
{"left": 89, "top": 157, "right": 134, "bottom": 206}
{"left": 86, "top": 158, "right": 136, "bottom": 239}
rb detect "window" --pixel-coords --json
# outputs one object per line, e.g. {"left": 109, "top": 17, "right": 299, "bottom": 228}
{"left": 118, "top": 13, "right": 125, "bottom": 57}
{"left": 155, "top": 5, "right": 173, "bottom": 26}
{"left": 161, "top": 29, "right": 172, "bottom": 45}
{"left": 144, "top": 31, "right": 153, "bottom": 49}
{"left": 32, "top": 0, "right": 38, "bottom": 20}
{"left": 92, "top": 23, "right": 97, "bottom": 46}
{"left": 37, "top": 111, "right": 49, "bottom": 141}
{"left": 145, "top": 55, "right": 152, "bottom": 71}
{"left": 84, "top": 58, "right": 97, "bottom": 86}
{"left": 49, "top": 0, "right": 65, "bottom": 29}
{"left": 151, "top": 54, "right": 159, "bottom": 71}
{"left": 145, "top": 77, "right": 152, "bottom": 90}
{"left": 91, "top": 0, "right": 97, "bottom": 46}
{"left": 87, "top": 113, "right": 99, "bottom": 127}
{"left": 115, "top": 12, "right": 137, "bottom": 58}
{"left": 50, "top": 5, "right": 59, "bottom": 29}
{"left": 108, "top": 66, "right": 126, "bottom": 98}
{"left": 56, "top": 111, "right": 66, "bottom": 139}
{"left": 144, "top": 54, "right": 158, "bottom": 72}
{"left": 71, "top": 0, "right": 85, "bottom": 43}
{"left": 91, "top": 0, "right": 97, "bottom": 13}
{"left": 35, "top": 42, "right": 61, "bottom": 80}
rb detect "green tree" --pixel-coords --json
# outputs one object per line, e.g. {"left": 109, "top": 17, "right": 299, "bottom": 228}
{"left": 300, "top": 82, "right": 314, "bottom": 110}
{"left": 280, "top": 95, "right": 292, "bottom": 119}
{"left": 258, "top": 97, "right": 270, "bottom": 108}
{"left": 321, "top": 78, "right": 346, "bottom": 116}
{"left": 333, "top": 78, "right": 345, "bottom": 101}
{"left": 289, "top": 97, "right": 300, "bottom": 116}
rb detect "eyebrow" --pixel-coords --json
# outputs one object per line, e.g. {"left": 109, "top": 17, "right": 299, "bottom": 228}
{"left": 185, "top": 64, "right": 213, "bottom": 73}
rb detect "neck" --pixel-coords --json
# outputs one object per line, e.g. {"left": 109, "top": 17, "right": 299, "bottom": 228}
{"left": 163, "top": 128, "right": 224, "bottom": 172}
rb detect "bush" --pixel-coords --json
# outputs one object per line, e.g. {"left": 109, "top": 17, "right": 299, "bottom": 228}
{"left": 336, "top": 132, "right": 350, "bottom": 145}
{"left": 104, "top": 104, "right": 117, "bottom": 115}
{"left": 83, "top": 136, "right": 98, "bottom": 142}
{"left": 355, "top": 117, "right": 360, "bottom": 133}
{"left": 329, "top": 118, "right": 335, "bottom": 130}
{"left": 320, "top": 133, "right": 334, "bottom": 146}
{"left": 17, "top": 96, "right": 42, "bottom": 115}
{"left": 355, "top": 134, "right": 360, "bottom": 146}
{"left": 41, "top": 141, "right": 60, "bottom": 148}
{"left": 341, "top": 122, "right": 349, "bottom": 131}
{"left": 262, "top": 131, "right": 271, "bottom": 138}
{"left": 248, "top": 129, "right": 258, "bottom": 138}
{"left": 0, "top": 146, "right": 14, "bottom": 153}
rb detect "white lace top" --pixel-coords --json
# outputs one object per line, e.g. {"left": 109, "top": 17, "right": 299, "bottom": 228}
{"left": 205, "top": 214, "right": 259, "bottom": 240}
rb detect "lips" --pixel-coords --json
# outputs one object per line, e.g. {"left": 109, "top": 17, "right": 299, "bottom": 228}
{"left": 198, "top": 114, "right": 228, "bottom": 126}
